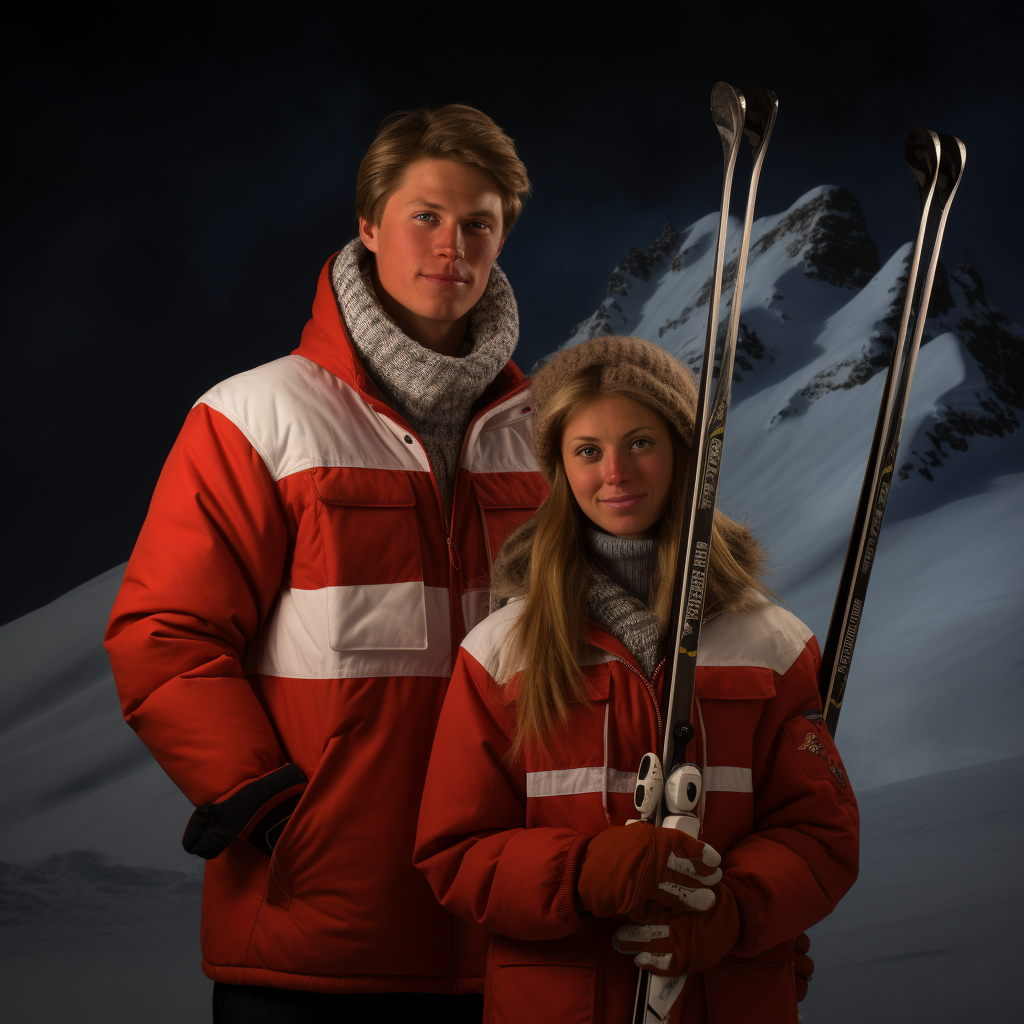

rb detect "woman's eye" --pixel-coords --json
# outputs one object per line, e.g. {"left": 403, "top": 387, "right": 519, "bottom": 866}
{"left": 576, "top": 446, "right": 598, "bottom": 458}
{"left": 632, "top": 437, "right": 652, "bottom": 450}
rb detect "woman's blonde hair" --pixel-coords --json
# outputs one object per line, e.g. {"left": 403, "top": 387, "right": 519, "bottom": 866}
{"left": 493, "top": 337, "right": 769, "bottom": 757}
{"left": 356, "top": 104, "right": 531, "bottom": 235}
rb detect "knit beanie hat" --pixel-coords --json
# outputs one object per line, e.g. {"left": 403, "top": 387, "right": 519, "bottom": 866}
{"left": 529, "top": 335, "right": 699, "bottom": 480}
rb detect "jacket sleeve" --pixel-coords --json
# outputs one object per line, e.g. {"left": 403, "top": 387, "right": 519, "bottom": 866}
{"left": 104, "top": 403, "right": 300, "bottom": 810}
{"left": 414, "top": 649, "right": 588, "bottom": 942}
{"left": 721, "top": 638, "right": 860, "bottom": 955}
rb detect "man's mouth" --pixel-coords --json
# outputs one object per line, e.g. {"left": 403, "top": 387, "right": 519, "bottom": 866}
{"left": 422, "top": 273, "right": 469, "bottom": 286}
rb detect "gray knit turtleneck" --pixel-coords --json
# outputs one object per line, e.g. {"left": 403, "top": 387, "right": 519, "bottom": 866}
{"left": 331, "top": 238, "right": 519, "bottom": 519}
{"left": 584, "top": 526, "right": 666, "bottom": 680}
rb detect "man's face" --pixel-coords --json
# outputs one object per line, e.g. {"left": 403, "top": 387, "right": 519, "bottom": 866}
{"left": 359, "top": 157, "right": 505, "bottom": 330}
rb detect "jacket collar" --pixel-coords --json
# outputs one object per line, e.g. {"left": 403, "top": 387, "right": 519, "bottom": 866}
{"left": 293, "top": 253, "right": 528, "bottom": 417}
{"left": 584, "top": 620, "right": 650, "bottom": 674}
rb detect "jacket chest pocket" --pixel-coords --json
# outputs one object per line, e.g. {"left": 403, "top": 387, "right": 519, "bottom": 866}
{"left": 312, "top": 468, "right": 427, "bottom": 653}
{"left": 472, "top": 474, "right": 547, "bottom": 566}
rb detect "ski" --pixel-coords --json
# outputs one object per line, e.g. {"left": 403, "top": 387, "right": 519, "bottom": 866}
{"left": 818, "top": 129, "right": 967, "bottom": 737}
{"left": 631, "top": 81, "right": 778, "bottom": 1024}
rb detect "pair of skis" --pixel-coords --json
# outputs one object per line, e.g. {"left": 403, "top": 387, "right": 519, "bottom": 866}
{"left": 819, "top": 129, "right": 967, "bottom": 737}
{"left": 631, "top": 91, "right": 967, "bottom": 1022}
{"left": 631, "top": 81, "right": 778, "bottom": 1024}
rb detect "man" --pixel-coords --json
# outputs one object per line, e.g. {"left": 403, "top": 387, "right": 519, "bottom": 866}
{"left": 105, "top": 104, "right": 546, "bottom": 1022}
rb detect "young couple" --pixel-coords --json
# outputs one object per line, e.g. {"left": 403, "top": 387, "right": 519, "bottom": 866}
{"left": 106, "top": 104, "right": 858, "bottom": 1024}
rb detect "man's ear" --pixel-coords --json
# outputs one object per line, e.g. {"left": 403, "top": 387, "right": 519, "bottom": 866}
{"left": 358, "top": 216, "right": 380, "bottom": 253}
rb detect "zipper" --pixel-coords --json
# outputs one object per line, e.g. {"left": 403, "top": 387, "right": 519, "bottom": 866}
{"left": 376, "top": 377, "right": 533, "bottom": 662}
{"left": 611, "top": 655, "right": 664, "bottom": 737}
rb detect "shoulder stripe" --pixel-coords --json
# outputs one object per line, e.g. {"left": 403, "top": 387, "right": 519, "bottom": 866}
{"left": 697, "top": 600, "right": 813, "bottom": 675}
{"left": 462, "top": 389, "right": 541, "bottom": 475}
{"left": 461, "top": 601, "right": 616, "bottom": 681}
{"left": 196, "top": 355, "right": 429, "bottom": 481}
{"left": 460, "top": 600, "right": 525, "bottom": 681}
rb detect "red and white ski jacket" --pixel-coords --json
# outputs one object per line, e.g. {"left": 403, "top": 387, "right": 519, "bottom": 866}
{"left": 104, "top": 255, "right": 547, "bottom": 994}
{"left": 414, "top": 598, "right": 860, "bottom": 1023}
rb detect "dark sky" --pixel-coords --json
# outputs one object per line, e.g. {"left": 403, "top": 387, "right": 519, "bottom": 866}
{"left": 3, "top": 3, "right": 1020, "bottom": 626}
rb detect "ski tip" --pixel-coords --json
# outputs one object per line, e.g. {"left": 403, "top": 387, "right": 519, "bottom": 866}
{"left": 711, "top": 82, "right": 745, "bottom": 137}
{"left": 744, "top": 88, "right": 779, "bottom": 149}
{"left": 937, "top": 133, "right": 967, "bottom": 193}
{"left": 904, "top": 128, "right": 941, "bottom": 190}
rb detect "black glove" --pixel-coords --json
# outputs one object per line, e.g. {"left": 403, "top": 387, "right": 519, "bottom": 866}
{"left": 182, "top": 763, "right": 306, "bottom": 859}
{"left": 795, "top": 931, "right": 814, "bottom": 1001}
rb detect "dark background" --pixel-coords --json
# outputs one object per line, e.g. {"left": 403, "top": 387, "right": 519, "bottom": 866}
{"left": 4, "top": 2, "right": 1019, "bottom": 626}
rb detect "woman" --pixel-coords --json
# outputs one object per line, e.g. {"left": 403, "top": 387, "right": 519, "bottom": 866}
{"left": 413, "top": 336, "right": 859, "bottom": 1024}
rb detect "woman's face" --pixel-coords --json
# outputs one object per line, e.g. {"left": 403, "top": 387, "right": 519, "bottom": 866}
{"left": 560, "top": 394, "right": 675, "bottom": 540}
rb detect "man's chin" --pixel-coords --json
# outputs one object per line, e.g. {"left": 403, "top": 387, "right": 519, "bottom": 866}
{"left": 410, "top": 300, "right": 479, "bottom": 325}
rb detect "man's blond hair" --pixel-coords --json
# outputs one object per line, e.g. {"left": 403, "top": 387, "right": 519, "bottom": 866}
{"left": 356, "top": 104, "right": 531, "bottom": 236}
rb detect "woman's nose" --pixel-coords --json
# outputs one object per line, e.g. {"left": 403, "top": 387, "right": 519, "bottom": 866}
{"left": 603, "top": 452, "right": 629, "bottom": 485}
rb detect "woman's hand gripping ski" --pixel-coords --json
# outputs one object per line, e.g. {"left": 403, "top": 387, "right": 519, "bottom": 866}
{"left": 577, "top": 820, "right": 740, "bottom": 976}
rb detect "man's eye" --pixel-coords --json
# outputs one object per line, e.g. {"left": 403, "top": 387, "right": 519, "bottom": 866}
{"left": 467, "top": 221, "right": 491, "bottom": 231}
{"left": 414, "top": 213, "right": 436, "bottom": 222}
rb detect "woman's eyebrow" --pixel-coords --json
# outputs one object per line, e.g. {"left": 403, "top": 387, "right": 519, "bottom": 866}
{"left": 567, "top": 426, "right": 659, "bottom": 444}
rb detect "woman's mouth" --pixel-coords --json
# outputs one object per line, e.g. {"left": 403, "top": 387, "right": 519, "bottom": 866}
{"left": 601, "top": 494, "right": 644, "bottom": 509}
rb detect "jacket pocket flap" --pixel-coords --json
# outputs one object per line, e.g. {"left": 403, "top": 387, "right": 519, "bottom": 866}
{"left": 311, "top": 467, "right": 415, "bottom": 507}
{"left": 473, "top": 472, "right": 547, "bottom": 510}
{"left": 696, "top": 665, "right": 776, "bottom": 701}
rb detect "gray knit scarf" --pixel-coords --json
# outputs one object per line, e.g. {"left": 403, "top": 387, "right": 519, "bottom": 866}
{"left": 584, "top": 526, "right": 666, "bottom": 680}
{"left": 331, "top": 238, "right": 519, "bottom": 519}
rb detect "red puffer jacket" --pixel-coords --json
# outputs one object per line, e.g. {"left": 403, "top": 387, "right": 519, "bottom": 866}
{"left": 104, "top": 255, "right": 547, "bottom": 994}
{"left": 414, "top": 598, "right": 860, "bottom": 1023}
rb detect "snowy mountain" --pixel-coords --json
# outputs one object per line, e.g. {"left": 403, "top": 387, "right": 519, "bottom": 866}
{"left": 563, "top": 185, "right": 1024, "bottom": 788}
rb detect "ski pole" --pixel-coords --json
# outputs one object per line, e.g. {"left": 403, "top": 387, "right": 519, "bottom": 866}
{"left": 630, "top": 81, "right": 778, "bottom": 1024}
{"left": 818, "top": 130, "right": 966, "bottom": 737}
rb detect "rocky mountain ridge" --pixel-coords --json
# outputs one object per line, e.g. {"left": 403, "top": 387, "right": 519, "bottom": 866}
{"left": 565, "top": 185, "right": 1023, "bottom": 485}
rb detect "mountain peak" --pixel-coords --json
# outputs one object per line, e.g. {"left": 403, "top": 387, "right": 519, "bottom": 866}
{"left": 752, "top": 185, "right": 880, "bottom": 290}
{"left": 606, "top": 221, "right": 681, "bottom": 295}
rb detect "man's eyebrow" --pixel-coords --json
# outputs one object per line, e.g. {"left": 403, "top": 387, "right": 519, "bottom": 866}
{"left": 402, "top": 198, "right": 497, "bottom": 219}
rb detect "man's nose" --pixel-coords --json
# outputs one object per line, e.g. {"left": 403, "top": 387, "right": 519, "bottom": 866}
{"left": 436, "top": 225, "right": 465, "bottom": 261}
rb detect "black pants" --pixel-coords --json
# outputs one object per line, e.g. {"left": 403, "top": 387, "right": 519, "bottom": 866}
{"left": 212, "top": 983, "right": 485, "bottom": 1023}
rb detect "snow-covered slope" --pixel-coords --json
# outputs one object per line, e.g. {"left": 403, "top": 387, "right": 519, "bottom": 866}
{"left": 0, "top": 566, "right": 196, "bottom": 872}
{"left": 564, "top": 185, "right": 1024, "bottom": 788}
{"left": 800, "top": 754, "right": 1024, "bottom": 1024}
